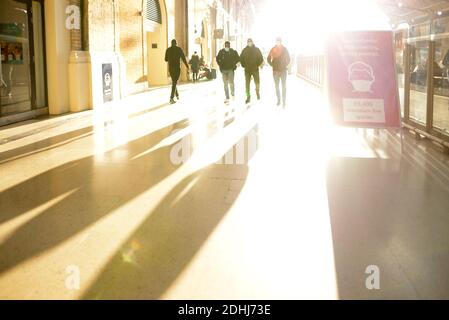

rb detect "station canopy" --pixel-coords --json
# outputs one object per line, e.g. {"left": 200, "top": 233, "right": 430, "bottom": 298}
{"left": 376, "top": 0, "right": 449, "bottom": 24}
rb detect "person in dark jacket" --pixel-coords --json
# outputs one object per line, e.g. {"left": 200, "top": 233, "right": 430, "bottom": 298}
{"left": 165, "top": 39, "right": 189, "bottom": 104}
{"left": 189, "top": 52, "right": 200, "bottom": 83}
{"left": 240, "top": 38, "right": 264, "bottom": 104}
{"left": 216, "top": 41, "right": 240, "bottom": 103}
{"left": 268, "top": 37, "right": 291, "bottom": 107}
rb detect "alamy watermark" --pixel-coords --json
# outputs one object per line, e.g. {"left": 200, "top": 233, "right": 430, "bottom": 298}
{"left": 65, "top": 265, "right": 80, "bottom": 291}
{"left": 65, "top": 5, "right": 81, "bottom": 30}
{"left": 365, "top": 265, "right": 380, "bottom": 290}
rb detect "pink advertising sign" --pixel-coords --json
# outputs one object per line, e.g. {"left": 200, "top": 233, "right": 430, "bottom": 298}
{"left": 326, "top": 31, "right": 401, "bottom": 128}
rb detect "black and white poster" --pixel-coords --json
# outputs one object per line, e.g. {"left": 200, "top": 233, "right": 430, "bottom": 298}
{"left": 102, "top": 63, "right": 113, "bottom": 103}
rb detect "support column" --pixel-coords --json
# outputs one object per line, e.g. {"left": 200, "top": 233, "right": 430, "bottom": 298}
{"left": 45, "top": 0, "right": 71, "bottom": 114}
{"left": 68, "top": 0, "right": 91, "bottom": 112}
{"left": 175, "top": 0, "right": 189, "bottom": 82}
{"left": 210, "top": 3, "right": 217, "bottom": 68}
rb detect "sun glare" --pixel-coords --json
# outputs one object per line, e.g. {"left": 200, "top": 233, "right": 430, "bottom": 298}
{"left": 253, "top": 0, "right": 391, "bottom": 55}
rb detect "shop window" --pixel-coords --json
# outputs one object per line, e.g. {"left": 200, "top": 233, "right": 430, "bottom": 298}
{"left": 0, "top": 0, "right": 46, "bottom": 119}
{"left": 0, "top": 0, "right": 32, "bottom": 116}
{"left": 433, "top": 18, "right": 449, "bottom": 134}
{"left": 409, "top": 23, "right": 430, "bottom": 39}
{"left": 395, "top": 30, "right": 406, "bottom": 118}
{"left": 409, "top": 41, "right": 428, "bottom": 125}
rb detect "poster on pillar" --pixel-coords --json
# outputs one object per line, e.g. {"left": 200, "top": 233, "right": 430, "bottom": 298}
{"left": 326, "top": 31, "right": 401, "bottom": 128}
{"left": 102, "top": 63, "right": 113, "bottom": 103}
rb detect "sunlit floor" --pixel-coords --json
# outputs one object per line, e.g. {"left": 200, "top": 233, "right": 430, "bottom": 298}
{"left": 1, "top": 72, "right": 449, "bottom": 299}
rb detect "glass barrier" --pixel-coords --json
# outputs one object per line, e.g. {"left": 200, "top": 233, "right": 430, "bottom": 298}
{"left": 409, "top": 41, "right": 428, "bottom": 125}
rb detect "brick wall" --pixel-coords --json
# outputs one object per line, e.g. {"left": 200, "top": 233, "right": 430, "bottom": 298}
{"left": 119, "top": 1, "right": 148, "bottom": 91}
{"left": 88, "top": 0, "right": 115, "bottom": 52}
{"left": 70, "top": 0, "right": 82, "bottom": 50}
{"left": 87, "top": 0, "right": 148, "bottom": 94}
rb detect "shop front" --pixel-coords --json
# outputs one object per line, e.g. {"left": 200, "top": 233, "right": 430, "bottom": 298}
{"left": 395, "top": 15, "right": 449, "bottom": 147}
{"left": 0, "top": 0, "right": 47, "bottom": 126}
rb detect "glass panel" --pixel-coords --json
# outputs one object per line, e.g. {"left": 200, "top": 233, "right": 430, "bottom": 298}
{"left": 433, "top": 16, "right": 449, "bottom": 35}
{"left": 409, "top": 41, "right": 428, "bottom": 125}
{"left": 395, "top": 30, "right": 406, "bottom": 118}
{"left": 33, "top": 0, "right": 46, "bottom": 108}
{"left": 409, "top": 23, "right": 431, "bottom": 39}
{"left": 0, "top": 0, "right": 32, "bottom": 116}
{"left": 433, "top": 24, "right": 449, "bottom": 134}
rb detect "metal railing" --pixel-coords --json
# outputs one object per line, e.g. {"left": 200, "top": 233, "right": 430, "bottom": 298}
{"left": 296, "top": 55, "right": 325, "bottom": 87}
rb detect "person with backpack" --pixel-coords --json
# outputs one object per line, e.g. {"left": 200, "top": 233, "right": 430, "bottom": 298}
{"left": 189, "top": 52, "right": 200, "bottom": 83}
{"left": 240, "top": 38, "right": 264, "bottom": 104}
{"left": 165, "top": 39, "right": 189, "bottom": 104}
{"left": 267, "top": 37, "right": 291, "bottom": 108}
{"left": 216, "top": 41, "right": 240, "bottom": 103}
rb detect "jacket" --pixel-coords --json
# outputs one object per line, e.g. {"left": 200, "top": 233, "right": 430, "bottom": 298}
{"left": 189, "top": 55, "right": 200, "bottom": 71}
{"left": 240, "top": 46, "right": 264, "bottom": 72}
{"left": 267, "top": 45, "right": 291, "bottom": 72}
{"left": 165, "top": 45, "right": 188, "bottom": 70}
{"left": 216, "top": 48, "right": 240, "bottom": 72}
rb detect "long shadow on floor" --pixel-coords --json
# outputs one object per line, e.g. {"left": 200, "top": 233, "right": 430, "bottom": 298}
{"left": 0, "top": 127, "right": 94, "bottom": 164}
{"left": 81, "top": 121, "right": 259, "bottom": 299}
{"left": 0, "top": 121, "right": 181, "bottom": 275}
{"left": 0, "top": 102, "right": 173, "bottom": 164}
{"left": 82, "top": 163, "right": 249, "bottom": 299}
{"left": 0, "top": 106, "right": 258, "bottom": 291}
{"left": 326, "top": 131, "right": 449, "bottom": 299}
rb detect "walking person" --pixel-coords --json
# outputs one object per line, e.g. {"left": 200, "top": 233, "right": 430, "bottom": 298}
{"left": 165, "top": 39, "right": 189, "bottom": 104}
{"left": 240, "top": 38, "right": 264, "bottom": 104}
{"left": 189, "top": 51, "right": 200, "bottom": 83}
{"left": 267, "top": 37, "right": 291, "bottom": 108}
{"left": 216, "top": 41, "right": 240, "bottom": 104}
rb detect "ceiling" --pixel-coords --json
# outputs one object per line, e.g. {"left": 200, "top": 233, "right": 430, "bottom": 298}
{"left": 373, "top": 0, "right": 449, "bottom": 23}
{"left": 250, "top": 0, "right": 449, "bottom": 24}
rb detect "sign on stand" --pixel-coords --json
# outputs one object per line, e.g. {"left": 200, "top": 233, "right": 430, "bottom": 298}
{"left": 326, "top": 31, "right": 401, "bottom": 129}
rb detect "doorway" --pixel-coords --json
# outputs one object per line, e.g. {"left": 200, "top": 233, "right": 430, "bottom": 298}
{"left": 0, "top": 0, "right": 46, "bottom": 119}
{"left": 146, "top": 0, "right": 168, "bottom": 86}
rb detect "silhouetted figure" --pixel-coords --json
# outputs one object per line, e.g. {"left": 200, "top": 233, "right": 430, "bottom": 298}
{"left": 240, "top": 38, "right": 264, "bottom": 104}
{"left": 216, "top": 41, "right": 240, "bottom": 103}
{"left": 165, "top": 39, "right": 189, "bottom": 104}
{"left": 189, "top": 52, "right": 200, "bottom": 83}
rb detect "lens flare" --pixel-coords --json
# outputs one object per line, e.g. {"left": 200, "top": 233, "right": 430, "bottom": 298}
{"left": 252, "top": 0, "right": 391, "bottom": 55}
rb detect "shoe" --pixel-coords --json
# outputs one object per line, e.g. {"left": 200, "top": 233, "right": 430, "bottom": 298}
{"left": 170, "top": 99, "right": 176, "bottom": 104}
{"left": 224, "top": 99, "right": 230, "bottom": 104}
{"left": 277, "top": 101, "right": 281, "bottom": 106}
{"left": 176, "top": 95, "right": 180, "bottom": 100}
{"left": 245, "top": 97, "right": 251, "bottom": 104}
{"left": 256, "top": 92, "right": 261, "bottom": 100}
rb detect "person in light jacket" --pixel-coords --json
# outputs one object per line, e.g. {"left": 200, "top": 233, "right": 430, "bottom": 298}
{"left": 267, "top": 37, "right": 291, "bottom": 108}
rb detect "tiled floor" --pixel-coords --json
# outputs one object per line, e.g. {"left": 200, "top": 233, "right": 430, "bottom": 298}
{"left": 0, "top": 73, "right": 448, "bottom": 299}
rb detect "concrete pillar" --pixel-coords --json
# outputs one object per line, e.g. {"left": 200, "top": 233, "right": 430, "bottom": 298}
{"left": 67, "top": 0, "right": 91, "bottom": 112}
{"left": 175, "top": 0, "right": 189, "bottom": 81}
{"left": 210, "top": 3, "right": 217, "bottom": 68}
{"left": 201, "top": 19, "right": 210, "bottom": 65}
{"left": 45, "top": 0, "right": 71, "bottom": 115}
{"left": 68, "top": 51, "right": 91, "bottom": 112}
